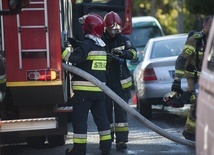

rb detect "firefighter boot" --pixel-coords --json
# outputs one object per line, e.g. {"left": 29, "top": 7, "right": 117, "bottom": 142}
{"left": 101, "top": 150, "right": 110, "bottom": 155}
{"left": 99, "top": 147, "right": 111, "bottom": 155}
{"left": 171, "top": 91, "right": 192, "bottom": 108}
{"left": 65, "top": 144, "right": 86, "bottom": 155}
{"left": 65, "top": 148, "right": 86, "bottom": 155}
{"left": 99, "top": 144, "right": 111, "bottom": 155}
{"left": 116, "top": 142, "right": 127, "bottom": 152}
{"left": 99, "top": 139, "right": 112, "bottom": 155}
{"left": 65, "top": 148, "right": 73, "bottom": 155}
{"left": 182, "top": 130, "right": 195, "bottom": 141}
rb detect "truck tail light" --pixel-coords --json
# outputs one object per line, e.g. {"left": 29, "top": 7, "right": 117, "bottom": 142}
{"left": 143, "top": 68, "right": 157, "bottom": 81}
{"left": 27, "top": 69, "right": 60, "bottom": 81}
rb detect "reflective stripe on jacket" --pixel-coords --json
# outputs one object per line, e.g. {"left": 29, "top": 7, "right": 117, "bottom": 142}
{"left": 68, "top": 38, "right": 107, "bottom": 99}
{"left": 102, "top": 33, "right": 137, "bottom": 93}
{"left": 71, "top": 50, "right": 106, "bottom": 92}
{"left": 72, "top": 81, "right": 105, "bottom": 91}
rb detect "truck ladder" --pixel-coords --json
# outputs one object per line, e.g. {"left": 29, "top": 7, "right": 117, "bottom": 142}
{"left": 17, "top": 0, "right": 50, "bottom": 69}
{"left": 0, "top": 117, "right": 57, "bottom": 132}
{"left": 0, "top": 0, "right": 5, "bottom": 55}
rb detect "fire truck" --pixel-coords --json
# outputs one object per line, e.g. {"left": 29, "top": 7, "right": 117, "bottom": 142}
{"left": 0, "top": 0, "right": 132, "bottom": 147}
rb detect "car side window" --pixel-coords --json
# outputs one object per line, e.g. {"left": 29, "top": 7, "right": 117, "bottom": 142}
{"left": 207, "top": 36, "right": 214, "bottom": 71}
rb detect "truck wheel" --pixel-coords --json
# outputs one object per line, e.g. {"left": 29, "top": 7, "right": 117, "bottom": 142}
{"left": 48, "top": 135, "right": 66, "bottom": 147}
{"left": 27, "top": 136, "right": 46, "bottom": 148}
{"left": 139, "top": 100, "right": 152, "bottom": 119}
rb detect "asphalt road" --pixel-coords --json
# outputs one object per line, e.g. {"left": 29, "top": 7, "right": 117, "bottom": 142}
{"left": 0, "top": 102, "right": 196, "bottom": 155}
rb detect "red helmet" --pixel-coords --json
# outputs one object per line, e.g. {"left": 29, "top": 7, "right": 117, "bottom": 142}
{"left": 104, "top": 11, "right": 122, "bottom": 34}
{"left": 79, "top": 14, "right": 104, "bottom": 37}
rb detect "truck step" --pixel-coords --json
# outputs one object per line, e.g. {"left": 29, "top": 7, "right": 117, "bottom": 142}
{"left": 0, "top": 117, "right": 57, "bottom": 132}
{"left": 54, "top": 106, "right": 73, "bottom": 113}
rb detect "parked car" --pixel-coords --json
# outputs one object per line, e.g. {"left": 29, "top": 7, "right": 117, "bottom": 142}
{"left": 126, "top": 16, "right": 164, "bottom": 75}
{"left": 196, "top": 19, "right": 214, "bottom": 154}
{"left": 133, "top": 34, "right": 188, "bottom": 119}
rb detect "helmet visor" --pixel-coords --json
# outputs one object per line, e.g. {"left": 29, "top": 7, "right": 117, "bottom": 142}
{"left": 106, "top": 23, "right": 122, "bottom": 34}
{"left": 78, "top": 14, "right": 89, "bottom": 24}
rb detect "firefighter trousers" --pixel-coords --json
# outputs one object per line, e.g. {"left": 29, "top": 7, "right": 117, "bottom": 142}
{"left": 70, "top": 94, "right": 112, "bottom": 154}
{"left": 184, "top": 99, "right": 196, "bottom": 134}
{"left": 105, "top": 91, "right": 130, "bottom": 143}
{"left": 184, "top": 78, "right": 197, "bottom": 134}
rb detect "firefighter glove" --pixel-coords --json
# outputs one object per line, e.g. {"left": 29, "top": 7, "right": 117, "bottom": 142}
{"left": 62, "top": 49, "right": 71, "bottom": 61}
{"left": 171, "top": 79, "right": 182, "bottom": 93}
{"left": 107, "top": 53, "right": 113, "bottom": 62}
{"left": 111, "top": 49, "right": 124, "bottom": 57}
{"left": 68, "top": 37, "right": 79, "bottom": 49}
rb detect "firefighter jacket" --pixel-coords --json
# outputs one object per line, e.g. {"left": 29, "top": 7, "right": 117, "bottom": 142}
{"left": 102, "top": 33, "right": 137, "bottom": 94}
{"left": 67, "top": 36, "right": 107, "bottom": 99}
{"left": 175, "top": 31, "right": 207, "bottom": 81}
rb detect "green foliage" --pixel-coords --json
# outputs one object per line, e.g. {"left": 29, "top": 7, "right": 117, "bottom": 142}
{"left": 132, "top": 0, "right": 211, "bottom": 35}
{"left": 132, "top": 0, "right": 179, "bottom": 34}
{"left": 185, "top": 0, "right": 214, "bottom": 15}
{"left": 156, "top": 8, "right": 178, "bottom": 35}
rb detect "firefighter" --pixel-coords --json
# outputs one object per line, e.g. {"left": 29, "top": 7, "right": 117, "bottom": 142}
{"left": 102, "top": 11, "right": 137, "bottom": 151}
{"left": 171, "top": 15, "right": 213, "bottom": 141}
{"left": 62, "top": 13, "right": 112, "bottom": 155}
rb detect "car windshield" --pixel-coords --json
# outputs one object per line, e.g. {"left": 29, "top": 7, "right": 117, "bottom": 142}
{"left": 127, "top": 26, "right": 163, "bottom": 48}
{"left": 150, "top": 37, "right": 186, "bottom": 59}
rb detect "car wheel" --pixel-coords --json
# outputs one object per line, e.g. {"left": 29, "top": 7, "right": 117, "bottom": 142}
{"left": 139, "top": 100, "right": 152, "bottom": 119}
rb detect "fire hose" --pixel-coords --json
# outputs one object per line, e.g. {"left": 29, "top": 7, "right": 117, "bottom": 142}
{"left": 62, "top": 63, "right": 195, "bottom": 149}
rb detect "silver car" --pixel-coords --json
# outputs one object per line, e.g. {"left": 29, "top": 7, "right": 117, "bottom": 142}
{"left": 133, "top": 34, "right": 188, "bottom": 119}
{"left": 126, "top": 16, "right": 164, "bottom": 75}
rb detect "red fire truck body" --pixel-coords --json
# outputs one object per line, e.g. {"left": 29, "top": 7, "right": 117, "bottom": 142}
{"left": 0, "top": 0, "right": 67, "bottom": 146}
{"left": 0, "top": 0, "right": 132, "bottom": 146}
{"left": 3, "top": 1, "right": 64, "bottom": 106}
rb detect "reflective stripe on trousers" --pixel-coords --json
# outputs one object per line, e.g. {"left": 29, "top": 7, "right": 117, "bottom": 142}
{"left": 99, "top": 130, "right": 111, "bottom": 141}
{"left": 73, "top": 134, "right": 87, "bottom": 144}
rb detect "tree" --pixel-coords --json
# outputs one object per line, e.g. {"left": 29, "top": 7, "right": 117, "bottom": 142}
{"left": 132, "top": 0, "right": 183, "bottom": 35}
{"left": 185, "top": 0, "right": 214, "bottom": 15}
{"left": 132, "top": 0, "right": 209, "bottom": 35}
